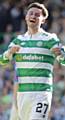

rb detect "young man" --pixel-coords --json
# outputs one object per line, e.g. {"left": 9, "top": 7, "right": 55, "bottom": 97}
{"left": 0, "top": 2, "right": 65, "bottom": 120}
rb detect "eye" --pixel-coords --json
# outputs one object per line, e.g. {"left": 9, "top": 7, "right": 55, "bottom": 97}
{"left": 29, "top": 11, "right": 33, "bottom": 16}
{"left": 35, "top": 13, "right": 40, "bottom": 17}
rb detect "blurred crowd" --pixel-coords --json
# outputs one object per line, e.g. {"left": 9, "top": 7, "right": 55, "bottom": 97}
{"left": 0, "top": 0, "right": 65, "bottom": 120}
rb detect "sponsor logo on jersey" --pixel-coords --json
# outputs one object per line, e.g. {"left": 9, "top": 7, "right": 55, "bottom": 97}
{"left": 21, "top": 42, "right": 26, "bottom": 45}
{"left": 16, "top": 54, "right": 44, "bottom": 61}
{"left": 23, "top": 54, "right": 44, "bottom": 60}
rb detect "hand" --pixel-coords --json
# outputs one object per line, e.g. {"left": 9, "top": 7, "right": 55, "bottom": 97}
{"left": 51, "top": 48, "right": 61, "bottom": 56}
{"left": 9, "top": 45, "right": 20, "bottom": 54}
{"left": 4, "top": 45, "right": 20, "bottom": 60}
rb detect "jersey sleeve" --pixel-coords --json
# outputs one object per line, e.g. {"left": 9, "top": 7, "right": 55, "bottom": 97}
{"left": 58, "top": 57, "right": 65, "bottom": 66}
{"left": 50, "top": 33, "right": 62, "bottom": 50}
{"left": 0, "top": 54, "right": 9, "bottom": 65}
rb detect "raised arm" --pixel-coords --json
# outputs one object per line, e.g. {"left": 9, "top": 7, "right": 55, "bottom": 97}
{"left": 0, "top": 37, "right": 20, "bottom": 66}
{"left": 3, "top": 45, "right": 20, "bottom": 60}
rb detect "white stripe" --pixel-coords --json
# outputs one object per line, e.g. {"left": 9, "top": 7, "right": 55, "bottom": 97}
{"left": 18, "top": 77, "right": 52, "bottom": 85}
{"left": 8, "top": 42, "right": 15, "bottom": 48}
{"left": 18, "top": 47, "right": 51, "bottom": 55}
{"left": 18, "top": 31, "right": 52, "bottom": 41}
{"left": 51, "top": 43, "right": 62, "bottom": 49}
{"left": 16, "top": 62, "right": 53, "bottom": 71}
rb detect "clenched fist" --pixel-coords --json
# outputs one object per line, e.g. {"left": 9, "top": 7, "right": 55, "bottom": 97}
{"left": 51, "top": 47, "right": 61, "bottom": 56}
{"left": 9, "top": 45, "right": 20, "bottom": 54}
{"left": 4, "top": 45, "right": 20, "bottom": 60}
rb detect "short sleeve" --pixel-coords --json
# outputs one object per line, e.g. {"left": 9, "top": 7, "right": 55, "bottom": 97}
{"left": 50, "top": 33, "right": 62, "bottom": 50}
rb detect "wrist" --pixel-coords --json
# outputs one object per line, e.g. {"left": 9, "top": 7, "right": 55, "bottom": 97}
{"left": 3, "top": 50, "right": 12, "bottom": 60}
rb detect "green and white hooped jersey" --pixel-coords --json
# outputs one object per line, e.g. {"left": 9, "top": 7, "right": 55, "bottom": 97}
{"left": 3, "top": 29, "right": 62, "bottom": 92}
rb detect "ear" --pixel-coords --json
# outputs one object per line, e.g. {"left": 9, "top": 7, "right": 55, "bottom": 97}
{"left": 41, "top": 19, "right": 45, "bottom": 24}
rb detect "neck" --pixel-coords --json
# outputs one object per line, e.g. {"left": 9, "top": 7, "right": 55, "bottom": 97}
{"left": 27, "top": 26, "right": 40, "bottom": 35}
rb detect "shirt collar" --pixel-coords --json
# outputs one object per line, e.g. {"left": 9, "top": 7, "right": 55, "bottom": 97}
{"left": 25, "top": 28, "right": 45, "bottom": 37}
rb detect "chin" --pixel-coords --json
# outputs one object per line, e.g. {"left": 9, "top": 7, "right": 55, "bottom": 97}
{"left": 30, "top": 23, "right": 37, "bottom": 27}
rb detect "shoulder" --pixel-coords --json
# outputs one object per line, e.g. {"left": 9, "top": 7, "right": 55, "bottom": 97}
{"left": 16, "top": 34, "right": 25, "bottom": 40}
{"left": 13, "top": 33, "right": 27, "bottom": 42}
{"left": 42, "top": 30, "right": 60, "bottom": 41}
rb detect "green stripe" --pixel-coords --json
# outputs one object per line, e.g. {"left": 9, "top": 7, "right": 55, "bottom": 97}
{"left": 48, "top": 39, "right": 60, "bottom": 49}
{"left": 13, "top": 38, "right": 60, "bottom": 49}
{"left": 13, "top": 38, "right": 21, "bottom": 45}
{"left": 18, "top": 83, "right": 52, "bottom": 92}
{"left": 16, "top": 68, "right": 53, "bottom": 77}
{"left": 15, "top": 53, "right": 54, "bottom": 65}
{"left": 0, "top": 55, "right": 9, "bottom": 65}
{"left": 59, "top": 58, "right": 65, "bottom": 65}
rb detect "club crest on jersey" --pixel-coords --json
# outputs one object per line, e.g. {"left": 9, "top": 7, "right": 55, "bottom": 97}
{"left": 21, "top": 42, "right": 26, "bottom": 46}
{"left": 37, "top": 41, "right": 43, "bottom": 47}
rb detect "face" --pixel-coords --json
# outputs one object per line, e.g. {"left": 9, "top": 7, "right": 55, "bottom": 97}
{"left": 25, "top": 7, "right": 44, "bottom": 29}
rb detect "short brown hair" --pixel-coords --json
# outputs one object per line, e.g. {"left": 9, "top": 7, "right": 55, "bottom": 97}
{"left": 27, "top": 2, "right": 48, "bottom": 19}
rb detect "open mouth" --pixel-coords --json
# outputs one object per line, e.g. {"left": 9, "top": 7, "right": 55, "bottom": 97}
{"left": 30, "top": 19, "right": 36, "bottom": 23}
